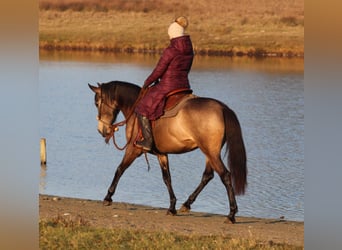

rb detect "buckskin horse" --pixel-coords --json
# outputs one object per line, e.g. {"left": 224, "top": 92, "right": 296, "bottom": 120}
{"left": 88, "top": 81, "right": 247, "bottom": 223}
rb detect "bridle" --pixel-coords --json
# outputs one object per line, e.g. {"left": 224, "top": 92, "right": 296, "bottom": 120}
{"left": 96, "top": 86, "right": 144, "bottom": 150}
{"left": 96, "top": 95, "right": 117, "bottom": 128}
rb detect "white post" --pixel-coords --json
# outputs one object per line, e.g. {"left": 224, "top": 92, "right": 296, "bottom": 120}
{"left": 40, "top": 138, "right": 47, "bottom": 165}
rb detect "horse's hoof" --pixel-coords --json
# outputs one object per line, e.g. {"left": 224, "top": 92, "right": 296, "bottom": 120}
{"left": 179, "top": 205, "right": 190, "bottom": 213}
{"left": 103, "top": 199, "right": 112, "bottom": 206}
{"left": 166, "top": 209, "right": 177, "bottom": 216}
{"left": 225, "top": 215, "right": 236, "bottom": 224}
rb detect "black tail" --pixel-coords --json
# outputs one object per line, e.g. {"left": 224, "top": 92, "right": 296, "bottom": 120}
{"left": 223, "top": 106, "right": 247, "bottom": 195}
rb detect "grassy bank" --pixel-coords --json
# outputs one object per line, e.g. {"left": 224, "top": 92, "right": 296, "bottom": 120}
{"left": 39, "top": 215, "right": 301, "bottom": 249}
{"left": 39, "top": 0, "right": 304, "bottom": 57}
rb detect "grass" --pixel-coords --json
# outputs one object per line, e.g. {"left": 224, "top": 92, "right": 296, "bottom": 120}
{"left": 39, "top": 215, "right": 302, "bottom": 249}
{"left": 39, "top": 0, "right": 304, "bottom": 57}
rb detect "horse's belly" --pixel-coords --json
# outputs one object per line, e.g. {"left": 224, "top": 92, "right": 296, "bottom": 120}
{"left": 155, "top": 137, "right": 197, "bottom": 153}
{"left": 153, "top": 119, "right": 197, "bottom": 153}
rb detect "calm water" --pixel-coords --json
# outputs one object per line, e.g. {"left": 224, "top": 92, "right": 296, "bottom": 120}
{"left": 39, "top": 51, "right": 304, "bottom": 221}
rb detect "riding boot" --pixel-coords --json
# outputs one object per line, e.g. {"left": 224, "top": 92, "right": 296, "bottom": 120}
{"left": 136, "top": 114, "right": 153, "bottom": 151}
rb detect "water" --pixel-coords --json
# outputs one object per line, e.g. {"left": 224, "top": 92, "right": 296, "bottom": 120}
{"left": 39, "top": 51, "right": 304, "bottom": 221}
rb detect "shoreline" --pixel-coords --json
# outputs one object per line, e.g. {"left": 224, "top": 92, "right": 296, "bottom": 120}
{"left": 39, "top": 45, "right": 304, "bottom": 58}
{"left": 39, "top": 194, "right": 304, "bottom": 247}
{"left": 39, "top": 194, "right": 304, "bottom": 222}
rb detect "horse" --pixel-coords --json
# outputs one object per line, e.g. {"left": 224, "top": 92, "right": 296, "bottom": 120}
{"left": 88, "top": 80, "right": 247, "bottom": 224}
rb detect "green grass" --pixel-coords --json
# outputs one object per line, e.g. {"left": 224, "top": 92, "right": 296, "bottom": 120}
{"left": 39, "top": 215, "right": 302, "bottom": 250}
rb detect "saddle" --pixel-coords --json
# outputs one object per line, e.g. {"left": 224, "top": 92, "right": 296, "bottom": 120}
{"left": 164, "top": 88, "right": 193, "bottom": 110}
{"left": 160, "top": 88, "right": 196, "bottom": 119}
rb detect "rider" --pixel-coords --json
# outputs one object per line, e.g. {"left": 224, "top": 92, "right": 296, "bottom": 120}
{"left": 135, "top": 16, "right": 194, "bottom": 151}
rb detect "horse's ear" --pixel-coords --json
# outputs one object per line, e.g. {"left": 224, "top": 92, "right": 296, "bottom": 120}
{"left": 88, "top": 83, "right": 100, "bottom": 94}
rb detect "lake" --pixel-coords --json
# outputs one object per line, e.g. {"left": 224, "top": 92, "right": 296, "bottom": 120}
{"left": 39, "top": 51, "right": 304, "bottom": 221}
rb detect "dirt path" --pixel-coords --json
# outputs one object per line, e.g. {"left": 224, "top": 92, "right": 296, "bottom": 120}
{"left": 39, "top": 194, "right": 304, "bottom": 248}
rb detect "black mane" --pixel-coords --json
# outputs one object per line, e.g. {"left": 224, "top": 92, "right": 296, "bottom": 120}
{"left": 100, "top": 81, "right": 141, "bottom": 106}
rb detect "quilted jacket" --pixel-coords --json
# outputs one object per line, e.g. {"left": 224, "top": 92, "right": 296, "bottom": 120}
{"left": 135, "top": 35, "right": 194, "bottom": 120}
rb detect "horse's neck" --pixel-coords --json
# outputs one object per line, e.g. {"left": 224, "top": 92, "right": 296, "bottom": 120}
{"left": 117, "top": 95, "right": 139, "bottom": 120}
{"left": 113, "top": 83, "right": 140, "bottom": 119}
{"left": 120, "top": 106, "right": 134, "bottom": 120}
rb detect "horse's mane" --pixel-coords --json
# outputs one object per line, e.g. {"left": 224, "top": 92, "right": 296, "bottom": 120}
{"left": 100, "top": 81, "right": 141, "bottom": 105}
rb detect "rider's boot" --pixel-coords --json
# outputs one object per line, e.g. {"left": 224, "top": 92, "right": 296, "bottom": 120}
{"left": 136, "top": 114, "right": 153, "bottom": 151}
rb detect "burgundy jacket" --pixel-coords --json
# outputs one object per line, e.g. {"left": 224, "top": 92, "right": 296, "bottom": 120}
{"left": 135, "top": 35, "right": 194, "bottom": 120}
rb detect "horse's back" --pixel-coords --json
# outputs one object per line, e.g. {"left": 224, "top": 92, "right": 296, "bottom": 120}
{"left": 181, "top": 97, "right": 227, "bottom": 132}
{"left": 184, "top": 97, "right": 226, "bottom": 113}
{"left": 156, "top": 97, "right": 225, "bottom": 127}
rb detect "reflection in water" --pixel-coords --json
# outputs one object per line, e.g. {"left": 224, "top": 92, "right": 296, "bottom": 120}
{"left": 39, "top": 52, "right": 303, "bottom": 221}
{"left": 40, "top": 50, "right": 304, "bottom": 74}
{"left": 40, "top": 164, "right": 47, "bottom": 193}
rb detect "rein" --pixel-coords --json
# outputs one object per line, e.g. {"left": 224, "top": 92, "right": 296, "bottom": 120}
{"left": 103, "top": 87, "right": 148, "bottom": 150}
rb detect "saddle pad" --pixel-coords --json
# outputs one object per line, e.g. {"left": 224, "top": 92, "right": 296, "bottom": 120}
{"left": 160, "top": 94, "right": 197, "bottom": 119}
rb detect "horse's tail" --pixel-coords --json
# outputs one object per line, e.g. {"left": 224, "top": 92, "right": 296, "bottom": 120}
{"left": 223, "top": 105, "right": 247, "bottom": 195}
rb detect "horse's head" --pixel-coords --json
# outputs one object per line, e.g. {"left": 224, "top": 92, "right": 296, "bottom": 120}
{"left": 88, "top": 83, "right": 119, "bottom": 138}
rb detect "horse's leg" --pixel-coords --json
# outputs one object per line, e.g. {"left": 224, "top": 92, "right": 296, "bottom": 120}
{"left": 220, "top": 169, "right": 238, "bottom": 223}
{"left": 103, "top": 148, "right": 140, "bottom": 206}
{"left": 180, "top": 159, "right": 214, "bottom": 212}
{"left": 211, "top": 156, "right": 238, "bottom": 224}
{"left": 157, "top": 154, "right": 177, "bottom": 215}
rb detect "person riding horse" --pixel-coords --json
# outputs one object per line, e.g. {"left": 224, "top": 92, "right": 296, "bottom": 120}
{"left": 135, "top": 16, "right": 194, "bottom": 151}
